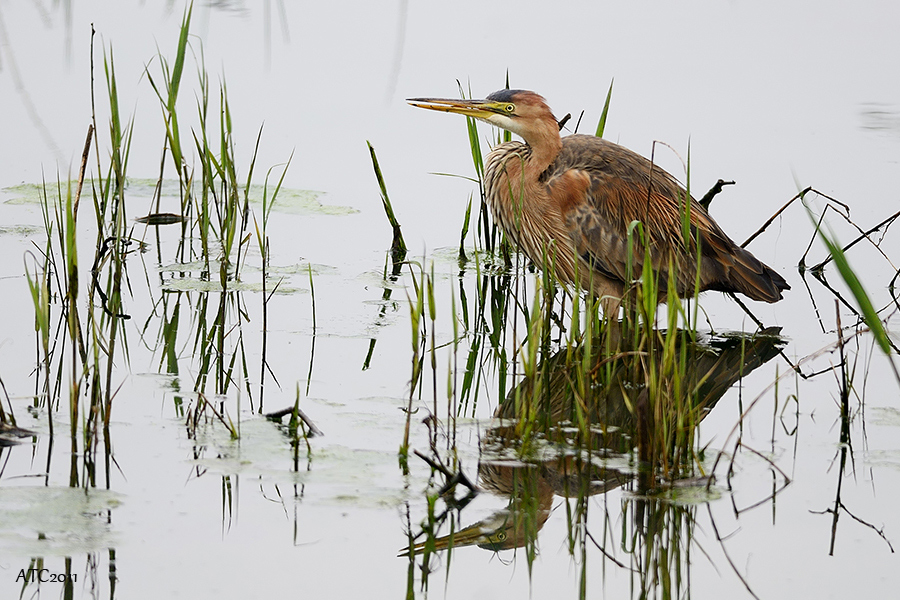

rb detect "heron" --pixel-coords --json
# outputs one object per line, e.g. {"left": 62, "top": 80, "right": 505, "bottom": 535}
{"left": 408, "top": 90, "right": 789, "bottom": 316}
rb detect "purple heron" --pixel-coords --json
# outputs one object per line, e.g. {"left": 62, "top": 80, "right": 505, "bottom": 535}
{"left": 408, "top": 90, "right": 789, "bottom": 315}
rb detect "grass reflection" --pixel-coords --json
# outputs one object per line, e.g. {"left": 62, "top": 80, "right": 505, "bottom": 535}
{"left": 404, "top": 320, "right": 783, "bottom": 597}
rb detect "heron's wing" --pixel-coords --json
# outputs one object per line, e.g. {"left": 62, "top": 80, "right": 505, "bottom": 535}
{"left": 548, "top": 136, "right": 788, "bottom": 301}
{"left": 557, "top": 172, "right": 698, "bottom": 293}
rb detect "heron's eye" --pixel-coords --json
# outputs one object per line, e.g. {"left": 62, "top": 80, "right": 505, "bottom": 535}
{"left": 496, "top": 532, "right": 507, "bottom": 541}
{"left": 505, "top": 104, "right": 515, "bottom": 114}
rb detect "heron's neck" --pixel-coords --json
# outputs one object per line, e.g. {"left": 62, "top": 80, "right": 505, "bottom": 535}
{"left": 521, "top": 121, "right": 562, "bottom": 179}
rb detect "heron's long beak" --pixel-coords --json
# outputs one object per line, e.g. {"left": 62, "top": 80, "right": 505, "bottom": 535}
{"left": 407, "top": 97, "right": 501, "bottom": 120}
{"left": 398, "top": 509, "right": 517, "bottom": 557}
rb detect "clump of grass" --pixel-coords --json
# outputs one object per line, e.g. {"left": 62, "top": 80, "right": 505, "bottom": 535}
{"left": 252, "top": 158, "right": 292, "bottom": 409}
{"left": 400, "top": 260, "right": 429, "bottom": 474}
{"left": 142, "top": 4, "right": 295, "bottom": 420}
{"left": 362, "top": 141, "right": 409, "bottom": 372}
{"left": 23, "top": 27, "right": 139, "bottom": 487}
{"left": 25, "top": 3, "right": 298, "bottom": 480}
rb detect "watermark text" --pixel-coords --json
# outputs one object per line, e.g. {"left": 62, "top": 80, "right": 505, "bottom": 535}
{"left": 15, "top": 569, "right": 77, "bottom": 584}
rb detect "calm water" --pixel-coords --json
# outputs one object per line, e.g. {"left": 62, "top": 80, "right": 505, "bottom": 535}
{"left": 1, "top": 1, "right": 899, "bottom": 598}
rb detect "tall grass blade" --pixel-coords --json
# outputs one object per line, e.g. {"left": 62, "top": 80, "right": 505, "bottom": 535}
{"left": 366, "top": 141, "right": 407, "bottom": 263}
{"left": 168, "top": 3, "right": 193, "bottom": 115}
{"left": 594, "top": 78, "right": 614, "bottom": 138}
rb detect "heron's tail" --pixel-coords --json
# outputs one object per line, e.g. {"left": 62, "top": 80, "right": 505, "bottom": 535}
{"left": 720, "top": 245, "right": 790, "bottom": 303}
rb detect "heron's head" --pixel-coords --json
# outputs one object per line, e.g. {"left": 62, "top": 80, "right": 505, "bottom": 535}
{"left": 408, "top": 89, "right": 558, "bottom": 143}
{"left": 399, "top": 505, "right": 545, "bottom": 557}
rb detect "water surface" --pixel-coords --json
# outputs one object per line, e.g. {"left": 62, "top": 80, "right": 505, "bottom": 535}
{"left": 0, "top": 1, "right": 898, "bottom": 598}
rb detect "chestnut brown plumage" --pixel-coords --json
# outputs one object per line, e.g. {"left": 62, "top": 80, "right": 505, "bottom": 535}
{"left": 409, "top": 90, "right": 789, "bottom": 315}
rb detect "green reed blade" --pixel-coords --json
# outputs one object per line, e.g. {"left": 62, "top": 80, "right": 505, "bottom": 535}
{"left": 366, "top": 141, "right": 407, "bottom": 263}
{"left": 594, "top": 78, "right": 614, "bottom": 138}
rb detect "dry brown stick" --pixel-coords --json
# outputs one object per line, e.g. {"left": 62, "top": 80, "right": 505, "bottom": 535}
{"left": 810, "top": 207, "right": 900, "bottom": 272}
{"left": 727, "top": 293, "right": 804, "bottom": 376}
{"left": 743, "top": 186, "right": 853, "bottom": 248}
{"left": 412, "top": 450, "right": 477, "bottom": 493}
{"left": 73, "top": 124, "right": 94, "bottom": 223}
{"left": 741, "top": 186, "right": 811, "bottom": 248}
{"left": 585, "top": 530, "right": 632, "bottom": 570}
{"left": 798, "top": 205, "right": 832, "bottom": 269}
{"left": 811, "top": 502, "right": 896, "bottom": 553}
{"left": 699, "top": 178, "right": 735, "bottom": 210}
{"left": 706, "top": 504, "right": 761, "bottom": 600}
{"left": 292, "top": 405, "right": 323, "bottom": 437}
{"left": 264, "top": 405, "right": 323, "bottom": 436}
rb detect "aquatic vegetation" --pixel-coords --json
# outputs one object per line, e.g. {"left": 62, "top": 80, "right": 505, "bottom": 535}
{"left": 17, "top": 4, "right": 335, "bottom": 482}
{"left": 398, "top": 86, "right": 900, "bottom": 599}
{"left": 1, "top": 5, "right": 898, "bottom": 600}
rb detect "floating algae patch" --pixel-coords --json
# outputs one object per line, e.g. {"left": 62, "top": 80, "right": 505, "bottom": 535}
{"left": 631, "top": 481, "right": 723, "bottom": 506}
{"left": 0, "top": 225, "right": 42, "bottom": 237}
{"left": 158, "top": 259, "right": 337, "bottom": 277}
{"left": 266, "top": 185, "right": 357, "bottom": 216}
{"left": 871, "top": 406, "right": 900, "bottom": 427}
{"left": 265, "top": 262, "right": 340, "bottom": 277}
{"left": 2, "top": 182, "right": 61, "bottom": 205}
{"left": 297, "top": 445, "right": 404, "bottom": 509}
{"left": 0, "top": 486, "right": 121, "bottom": 555}
{"left": 189, "top": 418, "right": 312, "bottom": 483}
{"left": 157, "top": 261, "right": 336, "bottom": 294}
{"left": 188, "top": 421, "right": 402, "bottom": 508}
{"left": 3, "top": 178, "right": 357, "bottom": 216}
{"left": 430, "top": 246, "right": 516, "bottom": 276}
{"left": 864, "top": 449, "right": 900, "bottom": 472}
{"left": 1, "top": 181, "right": 126, "bottom": 206}
{"left": 161, "top": 276, "right": 303, "bottom": 295}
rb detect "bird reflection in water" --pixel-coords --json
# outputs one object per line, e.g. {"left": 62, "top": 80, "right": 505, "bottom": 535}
{"left": 402, "top": 328, "right": 784, "bottom": 556}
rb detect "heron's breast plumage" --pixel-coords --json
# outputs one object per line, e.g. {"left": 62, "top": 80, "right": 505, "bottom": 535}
{"left": 484, "top": 141, "right": 580, "bottom": 281}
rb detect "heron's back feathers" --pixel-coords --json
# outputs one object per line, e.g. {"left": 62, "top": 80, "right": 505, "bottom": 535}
{"left": 487, "top": 134, "right": 789, "bottom": 303}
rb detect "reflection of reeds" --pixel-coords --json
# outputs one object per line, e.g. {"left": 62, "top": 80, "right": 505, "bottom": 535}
{"left": 400, "top": 262, "right": 426, "bottom": 474}
{"left": 454, "top": 201, "right": 718, "bottom": 486}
